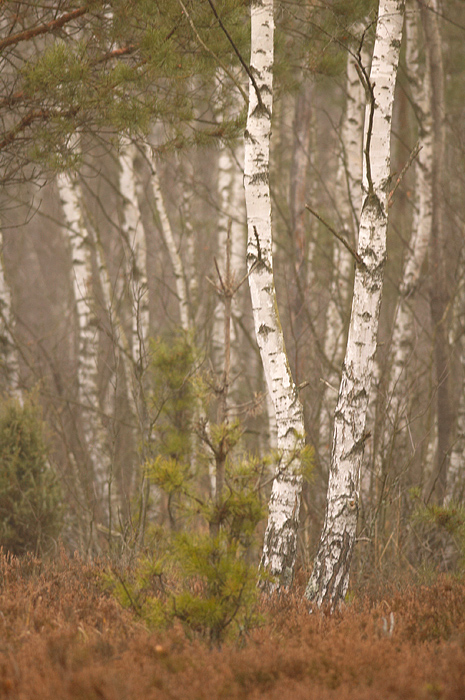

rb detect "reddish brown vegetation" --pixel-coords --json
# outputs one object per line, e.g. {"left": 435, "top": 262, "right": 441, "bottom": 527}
{"left": 1, "top": 552, "right": 465, "bottom": 699}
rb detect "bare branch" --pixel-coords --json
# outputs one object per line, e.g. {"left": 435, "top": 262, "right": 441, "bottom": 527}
{"left": 388, "top": 140, "right": 421, "bottom": 207}
{"left": 305, "top": 205, "right": 362, "bottom": 265}
{"left": 176, "top": 0, "right": 247, "bottom": 104}
{"left": 205, "top": 0, "right": 264, "bottom": 111}
{"left": 0, "top": 6, "right": 89, "bottom": 52}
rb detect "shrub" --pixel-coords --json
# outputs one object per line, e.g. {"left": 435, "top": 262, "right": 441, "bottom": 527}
{"left": 107, "top": 333, "right": 269, "bottom": 644}
{"left": 0, "top": 396, "right": 63, "bottom": 555}
{"left": 108, "top": 449, "right": 267, "bottom": 645}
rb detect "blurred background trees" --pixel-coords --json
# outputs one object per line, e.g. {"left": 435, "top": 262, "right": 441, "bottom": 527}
{"left": 1, "top": 0, "right": 465, "bottom": 591}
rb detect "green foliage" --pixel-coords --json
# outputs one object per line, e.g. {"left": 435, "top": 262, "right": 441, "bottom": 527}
{"left": 0, "top": 396, "right": 63, "bottom": 556}
{"left": 13, "top": 0, "right": 251, "bottom": 172}
{"left": 411, "top": 496, "right": 465, "bottom": 574}
{"left": 147, "top": 332, "right": 201, "bottom": 465}
{"left": 108, "top": 333, "right": 267, "bottom": 643}
{"left": 110, "top": 449, "right": 266, "bottom": 643}
{"left": 275, "top": 0, "right": 377, "bottom": 83}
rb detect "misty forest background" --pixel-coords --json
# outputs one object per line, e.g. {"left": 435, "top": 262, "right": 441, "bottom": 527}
{"left": 1, "top": 0, "right": 465, "bottom": 589}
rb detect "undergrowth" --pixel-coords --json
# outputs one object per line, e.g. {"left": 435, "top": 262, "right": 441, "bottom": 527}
{"left": 2, "top": 551, "right": 465, "bottom": 699}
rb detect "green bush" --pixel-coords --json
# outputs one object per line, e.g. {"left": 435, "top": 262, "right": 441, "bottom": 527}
{"left": 108, "top": 447, "right": 267, "bottom": 645}
{"left": 107, "top": 333, "right": 268, "bottom": 644}
{"left": 0, "top": 396, "right": 63, "bottom": 555}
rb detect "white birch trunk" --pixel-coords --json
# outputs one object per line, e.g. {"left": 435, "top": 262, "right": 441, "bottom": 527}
{"left": 306, "top": 0, "right": 405, "bottom": 608}
{"left": 178, "top": 156, "right": 198, "bottom": 309}
{"left": 57, "top": 173, "right": 108, "bottom": 503}
{"left": 244, "top": 0, "right": 306, "bottom": 589}
{"left": 319, "top": 44, "right": 366, "bottom": 468}
{"left": 146, "top": 147, "right": 191, "bottom": 333}
{"left": 212, "top": 146, "right": 246, "bottom": 374}
{"left": 119, "top": 142, "right": 149, "bottom": 369}
{"left": 0, "top": 231, "right": 20, "bottom": 397}
{"left": 447, "top": 272, "right": 465, "bottom": 502}
{"left": 421, "top": 0, "right": 449, "bottom": 502}
{"left": 376, "top": 1, "right": 433, "bottom": 481}
{"left": 212, "top": 146, "right": 236, "bottom": 371}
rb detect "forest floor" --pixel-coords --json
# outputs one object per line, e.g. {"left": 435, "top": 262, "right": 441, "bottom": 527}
{"left": 0, "top": 551, "right": 465, "bottom": 699}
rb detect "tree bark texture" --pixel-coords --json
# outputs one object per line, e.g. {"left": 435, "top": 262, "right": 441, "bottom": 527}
{"left": 306, "top": 0, "right": 405, "bottom": 609}
{"left": 244, "top": 0, "right": 306, "bottom": 590}
{"left": 119, "top": 143, "right": 149, "bottom": 369}
{"left": 58, "top": 172, "right": 108, "bottom": 526}
{"left": 148, "top": 147, "right": 191, "bottom": 334}
{"left": 319, "top": 41, "right": 366, "bottom": 471}
{"left": 0, "top": 229, "right": 20, "bottom": 397}
{"left": 421, "top": 0, "right": 450, "bottom": 503}
{"left": 376, "top": 1, "right": 433, "bottom": 481}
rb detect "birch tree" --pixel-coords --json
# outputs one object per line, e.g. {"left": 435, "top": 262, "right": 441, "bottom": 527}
{"left": 147, "top": 148, "right": 192, "bottom": 334}
{"left": 421, "top": 0, "right": 450, "bottom": 503}
{"left": 447, "top": 265, "right": 465, "bottom": 503}
{"left": 376, "top": 1, "right": 433, "bottom": 494}
{"left": 0, "top": 229, "right": 20, "bottom": 398}
{"left": 119, "top": 143, "right": 150, "bottom": 370}
{"left": 306, "top": 0, "right": 405, "bottom": 608}
{"left": 319, "top": 38, "right": 366, "bottom": 471}
{"left": 244, "top": 0, "right": 306, "bottom": 589}
{"left": 57, "top": 171, "right": 109, "bottom": 539}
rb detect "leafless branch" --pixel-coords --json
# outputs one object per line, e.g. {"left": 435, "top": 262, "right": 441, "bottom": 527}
{"left": 205, "top": 0, "right": 264, "bottom": 111}
{"left": 388, "top": 140, "right": 421, "bottom": 207}
{"left": 305, "top": 205, "right": 362, "bottom": 265}
{"left": 0, "top": 6, "right": 89, "bottom": 52}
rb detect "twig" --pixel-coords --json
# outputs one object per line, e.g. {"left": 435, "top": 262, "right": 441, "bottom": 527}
{"left": 305, "top": 205, "right": 362, "bottom": 265}
{"left": 354, "top": 46, "right": 376, "bottom": 194}
{"left": 205, "top": 0, "right": 264, "bottom": 112}
{"left": 0, "top": 6, "right": 89, "bottom": 52}
{"left": 177, "top": 0, "right": 247, "bottom": 104}
{"left": 388, "top": 140, "right": 421, "bottom": 208}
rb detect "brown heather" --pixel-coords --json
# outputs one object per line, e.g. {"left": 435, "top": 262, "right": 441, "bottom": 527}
{"left": 1, "top": 552, "right": 465, "bottom": 699}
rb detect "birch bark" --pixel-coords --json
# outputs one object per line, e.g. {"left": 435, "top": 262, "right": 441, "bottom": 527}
{"left": 421, "top": 0, "right": 450, "bottom": 503}
{"left": 147, "top": 147, "right": 191, "bottom": 333}
{"left": 447, "top": 269, "right": 465, "bottom": 503}
{"left": 319, "top": 42, "right": 366, "bottom": 469}
{"left": 377, "top": 1, "right": 433, "bottom": 484}
{"left": 119, "top": 143, "right": 149, "bottom": 369}
{"left": 0, "top": 230, "right": 20, "bottom": 397}
{"left": 244, "top": 0, "right": 306, "bottom": 589}
{"left": 58, "top": 172, "right": 108, "bottom": 517}
{"left": 306, "top": 0, "right": 405, "bottom": 608}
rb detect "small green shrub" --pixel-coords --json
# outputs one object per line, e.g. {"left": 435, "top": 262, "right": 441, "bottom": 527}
{"left": 411, "top": 495, "right": 465, "bottom": 574}
{"left": 108, "top": 333, "right": 268, "bottom": 644}
{"left": 0, "top": 396, "right": 63, "bottom": 555}
{"left": 109, "top": 450, "right": 267, "bottom": 644}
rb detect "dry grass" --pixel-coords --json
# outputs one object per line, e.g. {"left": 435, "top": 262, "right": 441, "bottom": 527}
{"left": 1, "top": 551, "right": 465, "bottom": 699}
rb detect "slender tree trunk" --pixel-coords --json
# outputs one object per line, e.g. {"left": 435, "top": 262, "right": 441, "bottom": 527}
{"left": 447, "top": 267, "right": 465, "bottom": 502}
{"left": 306, "top": 0, "right": 405, "bottom": 609}
{"left": 58, "top": 172, "right": 108, "bottom": 538}
{"left": 147, "top": 147, "right": 191, "bottom": 333}
{"left": 376, "top": 0, "right": 433, "bottom": 492}
{"left": 0, "top": 230, "right": 20, "bottom": 397}
{"left": 319, "top": 41, "right": 366, "bottom": 470}
{"left": 178, "top": 155, "right": 199, "bottom": 312}
{"left": 119, "top": 142, "right": 149, "bottom": 369}
{"left": 289, "top": 78, "right": 313, "bottom": 308}
{"left": 421, "top": 0, "right": 450, "bottom": 503}
{"left": 244, "top": 0, "right": 306, "bottom": 590}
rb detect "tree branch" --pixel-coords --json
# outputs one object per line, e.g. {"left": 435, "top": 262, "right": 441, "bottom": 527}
{"left": 205, "top": 0, "right": 264, "bottom": 111}
{"left": 0, "top": 6, "right": 90, "bottom": 53}
{"left": 305, "top": 205, "right": 362, "bottom": 265}
{"left": 388, "top": 140, "right": 421, "bottom": 207}
{"left": 177, "top": 0, "right": 247, "bottom": 104}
